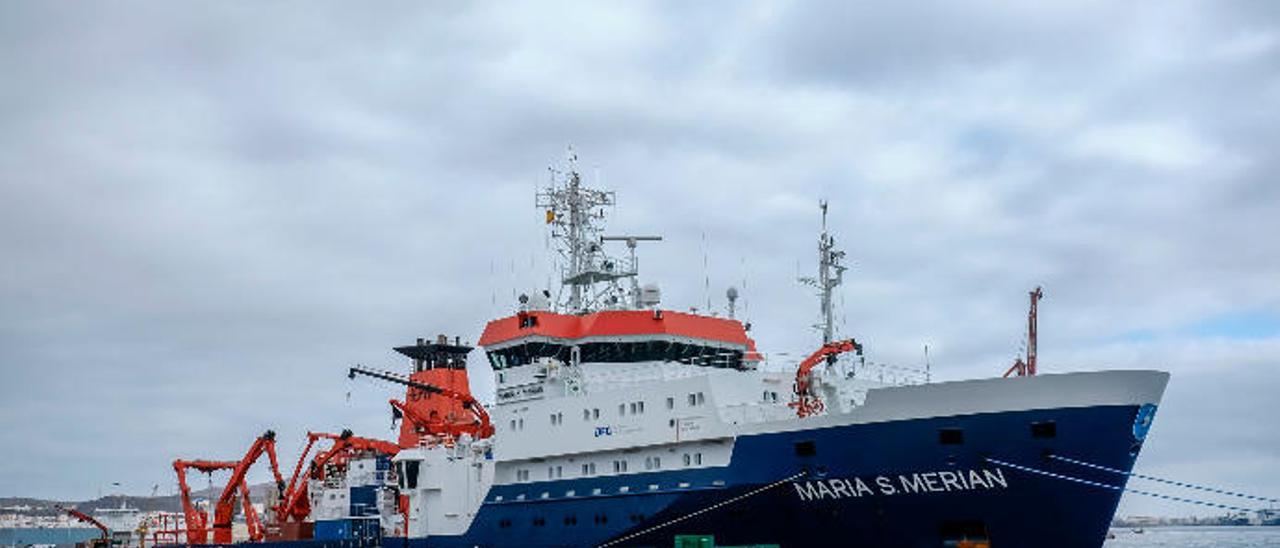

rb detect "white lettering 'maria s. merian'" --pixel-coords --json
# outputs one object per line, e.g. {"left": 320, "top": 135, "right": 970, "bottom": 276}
{"left": 793, "top": 468, "right": 1009, "bottom": 501}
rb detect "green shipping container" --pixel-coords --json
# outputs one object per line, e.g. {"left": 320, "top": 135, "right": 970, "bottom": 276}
{"left": 674, "top": 534, "right": 714, "bottom": 548}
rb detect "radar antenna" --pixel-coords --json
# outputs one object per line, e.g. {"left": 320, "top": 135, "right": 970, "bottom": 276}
{"left": 536, "top": 149, "right": 657, "bottom": 313}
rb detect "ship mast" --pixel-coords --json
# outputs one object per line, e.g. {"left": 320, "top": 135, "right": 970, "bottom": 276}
{"left": 536, "top": 149, "right": 653, "bottom": 313}
{"left": 799, "top": 201, "right": 847, "bottom": 344}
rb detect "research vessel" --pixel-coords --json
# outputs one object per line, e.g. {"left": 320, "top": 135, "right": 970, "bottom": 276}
{"left": 265, "top": 154, "right": 1169, "bottom": 547}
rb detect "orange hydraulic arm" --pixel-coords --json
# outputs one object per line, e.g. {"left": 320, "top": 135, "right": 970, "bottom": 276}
{"left": 211, "top": 430, "right": 286, "bottom": 544}
{"left": 1003, "top": 286, "right": 1044, "bottom": 378}
{"left": 790, "top": 339, "right": 862, "bottom": 418}
{"left": 173, "top": 459, "right": 238, "bottom": 544}
{"left": 348, "top": 366, "right": 495, "bottom": 439}
{"left": 56, "top": 505, "right": 109, "bottom": 541}
{"left": 276, "top": 431, "right": 343, "bottom": 523}
{"left": 275, "top": 429, "right": 399, "bottom": 524}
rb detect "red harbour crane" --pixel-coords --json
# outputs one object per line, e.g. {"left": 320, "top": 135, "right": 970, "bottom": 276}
{"left": 55, "top": 505, "right": 110, "bottom": 547}
{"left": 1004, "top": 286, "right": 1045, "bottom": 378}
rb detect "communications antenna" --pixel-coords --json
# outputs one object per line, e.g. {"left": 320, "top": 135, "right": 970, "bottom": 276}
{"left": 536, "top": 149, "right": 657, "bottom": 313}
{"left": 799, "top": 201, "right": 848, "bottom": 344}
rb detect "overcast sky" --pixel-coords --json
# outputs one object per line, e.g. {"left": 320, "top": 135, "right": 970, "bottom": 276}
{"left": 2, "top": 1, "right": 1278, "bottom": 518}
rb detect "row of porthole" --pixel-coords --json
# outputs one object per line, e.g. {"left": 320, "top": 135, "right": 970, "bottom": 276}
{"left": 514, "top": 452, "right": 705, "bottom": 483}
{"left": 791, "top": 421, "right": 1059, "bottom": 458}
{"left": 497, "top": 513, "right": 646, "bottom": 529}
{"left": 494, "top": 479, "right": 725, "bottom": 503}
{"left": 516, "top": 393, "right": 712, "bottom": 433}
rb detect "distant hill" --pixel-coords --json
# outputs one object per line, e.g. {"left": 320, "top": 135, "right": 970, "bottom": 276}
{"left": 1, "top": 484, "right": 279, "bottom": 516}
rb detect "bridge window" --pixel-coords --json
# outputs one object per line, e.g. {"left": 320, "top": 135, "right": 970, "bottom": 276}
{"left": 666, "top": 397, "right": 675, "bottom": 410}
{"left": 488, "top": 341, "right": 747, "bottom": 369}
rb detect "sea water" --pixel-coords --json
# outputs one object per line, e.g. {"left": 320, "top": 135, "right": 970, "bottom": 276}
{"left": 1104, "top": 526, "right": 1280, "bottom": 547}
{"left": 0, "top": 527, "right": 100, "bottom": 546}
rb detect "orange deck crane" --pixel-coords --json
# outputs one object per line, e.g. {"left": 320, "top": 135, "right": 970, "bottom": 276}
{"left": 1003, "top": 286, "right": 1045, "bottom": 378}
{"left": 210, "top": 430, "right": 286, "bottom": 544}
{"left": 171, "top": 459, "right": 255, "bottom": 544}
{"left": 790, "top": 338, "right": 862, "bottom": 418}
{"left": 275, "top": 429, "right": 400, "bottom": 524}
{"left": 55, "top": 505, "right": 110, "bottom": 547}
{"left": 348, "top": 366, "right": 495, "bottom": 439}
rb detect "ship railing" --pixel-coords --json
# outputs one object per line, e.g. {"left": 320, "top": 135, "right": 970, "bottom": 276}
{"left": 762, "top": 352, "right": 929, "bottom": 386}
{"left": 848, "top": 360, "right": 929, "bottom": 386}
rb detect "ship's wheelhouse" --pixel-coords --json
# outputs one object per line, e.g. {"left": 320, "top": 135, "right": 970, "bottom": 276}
{"left": 486, "top": 339, "right": 747, "bottom": 368}
{"left": 478, "top": 309, "right": 760, "bottom": 369}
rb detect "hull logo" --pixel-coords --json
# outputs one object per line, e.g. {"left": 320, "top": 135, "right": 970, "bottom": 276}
{"left": 1132, "top": 404, "right": 1157, "bottom": 441}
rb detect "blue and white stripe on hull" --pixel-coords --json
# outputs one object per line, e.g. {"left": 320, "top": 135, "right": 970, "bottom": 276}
{"left": 214, "top": 370, "right": 1166, "bottom": 548}
{"left": 380, "top": 404, "right": 1150, "bottom": 547}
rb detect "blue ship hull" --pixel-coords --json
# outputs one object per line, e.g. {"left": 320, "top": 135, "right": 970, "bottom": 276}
{"left": 220, "top": 402, "right": 1150, "bottom": 548}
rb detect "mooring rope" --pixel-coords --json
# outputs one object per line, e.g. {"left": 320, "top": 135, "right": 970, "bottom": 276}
{"left": 1048, "top": 454, "right": 1280, "bottom": 504}
{"left": 984, "top": 457, "right": 1259, "bottom": 513}
{"left": 596, "top": 471, "right": 807, "bottom": 548}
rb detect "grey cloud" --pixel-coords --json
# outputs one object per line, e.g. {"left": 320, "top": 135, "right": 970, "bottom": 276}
{"left": 1, "top": 0, "right": 1278, "bottom": 515}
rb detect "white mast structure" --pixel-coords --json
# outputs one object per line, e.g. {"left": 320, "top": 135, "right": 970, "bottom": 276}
{"left": 536, "top": 150, "right": 659, "bottom": 313}
{"left": 799, "top": 200, "right": 848, "bottom": 344}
